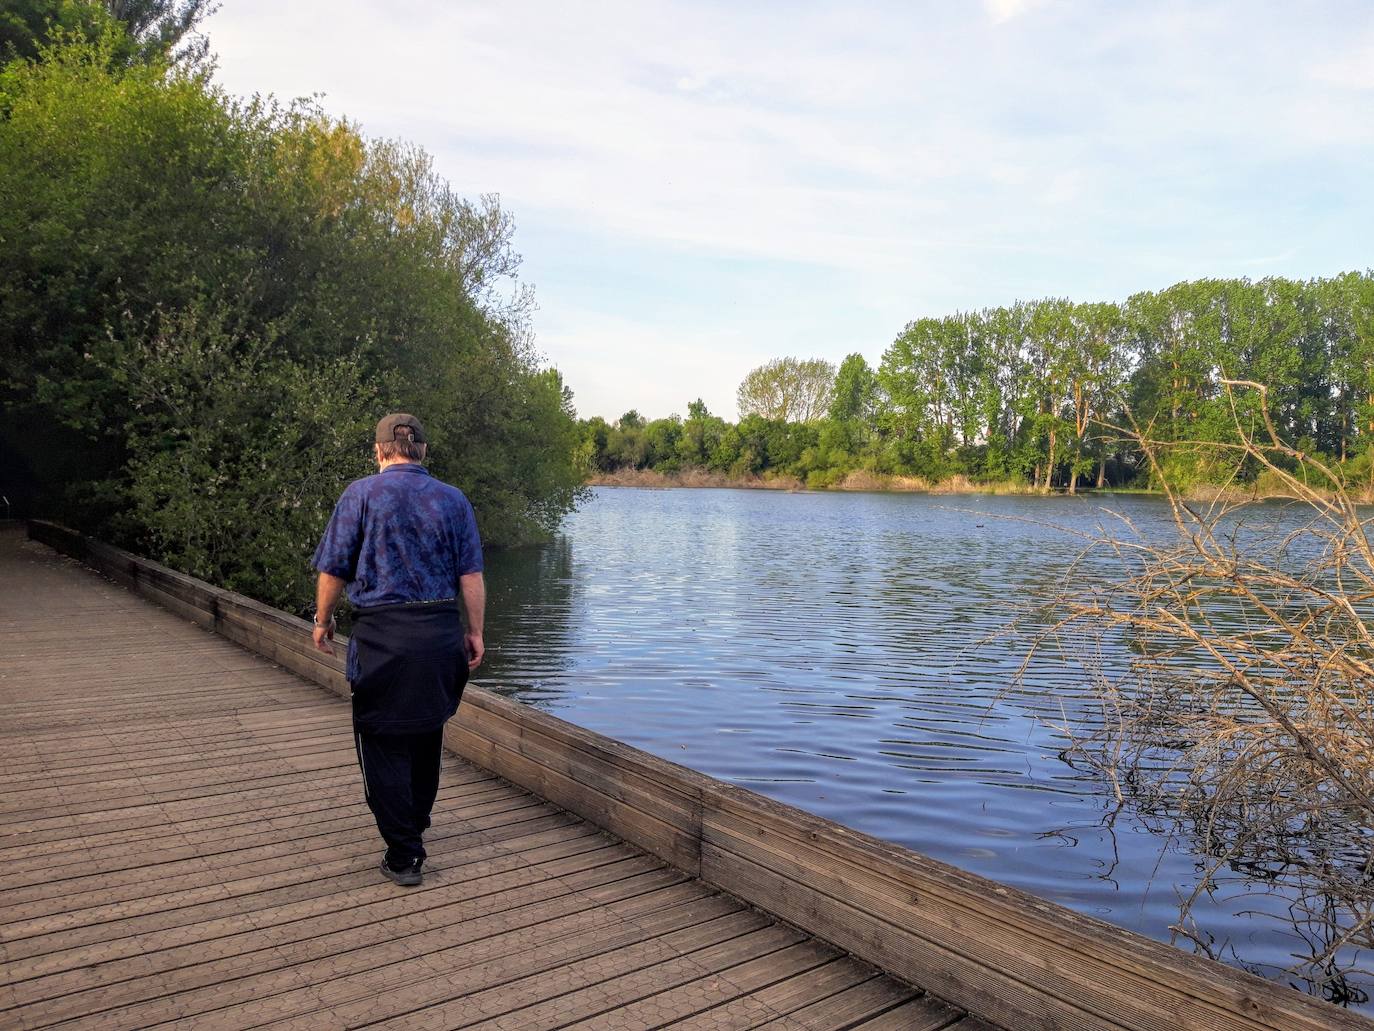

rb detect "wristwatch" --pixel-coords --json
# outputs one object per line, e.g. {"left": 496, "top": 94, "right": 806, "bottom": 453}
{"left": 314, "top": 614, "right": 335, "bottom": 628}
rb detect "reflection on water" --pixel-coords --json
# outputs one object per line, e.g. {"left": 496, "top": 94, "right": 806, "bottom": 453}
{"left": 479, "top": 486, "right": 1367, "bottom": 1005}
{"left": 482, "top": 536, "right": 577, "bottom": 706}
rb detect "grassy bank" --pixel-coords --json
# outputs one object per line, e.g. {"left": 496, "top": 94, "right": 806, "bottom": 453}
{"left": 586, "top": 468, "right": 1039, "bottom": 494}
{"left": 586, "top": 468, "right": 1374, "bottom": 502}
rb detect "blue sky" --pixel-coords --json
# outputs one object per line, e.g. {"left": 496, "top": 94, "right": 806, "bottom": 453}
{"left": 205, "top": 0, "right": 1374, "bottom": 421}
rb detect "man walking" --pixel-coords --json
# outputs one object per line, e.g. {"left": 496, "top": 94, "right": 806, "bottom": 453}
{"left": 311, "top": 413, "right": 485, "bottom": 887}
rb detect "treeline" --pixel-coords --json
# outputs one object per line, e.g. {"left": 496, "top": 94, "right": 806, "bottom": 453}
{"left": 0, "top": 10, "right": 584, "bottom": 611}
{"left": 582, "top": 275, "right": 1374, "bottom": 491}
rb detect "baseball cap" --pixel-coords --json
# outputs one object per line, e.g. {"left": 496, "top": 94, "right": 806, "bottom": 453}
{"left": 375, "top": 412, "right": 427, "bottom": 444}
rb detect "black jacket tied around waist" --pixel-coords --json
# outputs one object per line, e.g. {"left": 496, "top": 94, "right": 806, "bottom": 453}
{"left": 348, "top": 601, "right": 468, "bottom": 734}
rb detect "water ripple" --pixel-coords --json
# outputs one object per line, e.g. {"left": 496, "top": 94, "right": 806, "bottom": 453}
{"left": 480, "top": 486, "right": 1366, "bottom": 1002}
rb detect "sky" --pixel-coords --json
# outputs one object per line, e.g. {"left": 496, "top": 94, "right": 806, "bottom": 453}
{"left": 203, "top": 1, "right": 1374, "bottom": 421}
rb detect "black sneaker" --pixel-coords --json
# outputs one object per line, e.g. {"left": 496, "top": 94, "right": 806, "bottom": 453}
{"left": 380, "top": 857, "right": 422, "bottom": 887}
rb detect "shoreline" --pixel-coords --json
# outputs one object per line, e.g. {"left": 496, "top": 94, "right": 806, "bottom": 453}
{"left": 585, "top": 468, "right": 1357, "bottom": 502}
{"left": 589, "top": 468, "right": 1056, "bottom": 495}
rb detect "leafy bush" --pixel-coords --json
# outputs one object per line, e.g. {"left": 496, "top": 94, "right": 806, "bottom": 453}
{"left": 0, "top": 32, "right": 585, "bottom": 611}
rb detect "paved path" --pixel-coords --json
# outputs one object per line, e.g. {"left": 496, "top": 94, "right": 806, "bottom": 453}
{"left": 0, "top": 526, "right": 984, "bottom": 1030}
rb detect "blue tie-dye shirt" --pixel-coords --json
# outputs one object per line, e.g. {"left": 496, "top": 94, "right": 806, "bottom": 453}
{"left": 312, "top": 463, "right": 483, "bottom": 609}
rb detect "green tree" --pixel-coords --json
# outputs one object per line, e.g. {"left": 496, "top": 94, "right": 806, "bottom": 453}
{"left": 1060, "top": 301, "right": 1127, "bottom": 492}
{"left": 975, "top": 302, "right": 1033, "bottom": 480}
{"left": 736, "top": 356, "right": 835, "bottom": 422}
{"left": 0, "top": 32, "right": 586, "bottom": 610}
{"left": 106, "top": 304, "right": 379, "bottom": 602}
{"left": 879, "top": 318, "right": 968, "bottom": 477}
{"left": 0, "top": 1, "right": 108, "bottom": 66}
{"left": 1325, "top": 272, "right": 1374, "bottom": 465}
{"left": 106, "top": 0, "right": 217, "bottom": 65}
{"left": 0, "top": 0, "right": 214, "bottom": 68}
{"left": 827, "top": 353, "right": 876, "bottom": 425}
{"left": 580, "top": 416, "right": 612, "bottom": 471}
{"left": 643, "top": 417, "right": 683, "bottom": 470}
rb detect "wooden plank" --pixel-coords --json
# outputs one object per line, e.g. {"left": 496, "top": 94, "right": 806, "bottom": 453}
{"left": 0, "top": 727, "right": 350, "bottom": 787}
{"left": 0, "top": 717, "right": 356, "bottom": 778}
{"left": 5, "top": 843, "right": 635, "bottom": 999}
{"left": 130, "top": 576, "right": 215, "bottom": 626}
{"left": 13, "top": 857, "right": 680, "bottom": 1023}
{"left": 215, "top": 618, "right": 349, "bottom": 699}
{"left": 700, "top": 789, "right": 1348, "bottom": 1031}
{"left": 558, "top": 937, "right": 842, "bottom": 1031}
{"left": 0, "top": 763, "right": 373, "bottom": 841}
{"left": 449, "top": 723, "right": 701, "bottom": 872}
{"left": 663, "top": 956, "right": 882, "bottom": 1030}
{"left": 0, "top": 805, "right": 597, "bottom": 948}
{"left": 846, "top": 994, "right": 964, "bottom": 1031}
{"left": 3, "top": 823, "right": 617, "bottom": 968}
{"left": 946, "top": 1018, "right": 1017, "bottom": 1031}
{"left": 465, "top": 921, "right": 806, "bottom": 1030}
{"left": 455, "top": 698, "right": 701, "bottom": 834}
{"left": 0, "top": 757, "right": 360, "bottom": 828}
{"left": 389, "top": 910, "right": 777, "bottom": 1031}
{"left": 751, "top": 977, "right": 921, "bottom": 1029}
{"left": 0, "top": 705, "right": 346, "bottom": 754}
{"left": 0, "top": 795, "right": 581, "bottom": 937}
{"left": 0, "top": 745, "right": 356, "bottom": 822}
{"left": 1, "top": 782, "right": 531, "bottom": 901}
{"left": 0, "top": 779, "right": 515, "bottom": 878}
{"left": 703, "top": 837, "right": 1125, "bottom": 1031}
{"left": 459, "top": 689, "right": 713, "bottom": 817}
{"left": 1, "top": 828, "right": 633, "bottom": 993}
{"left": 74, "top": 880, "right": 720, "bottom": 1029}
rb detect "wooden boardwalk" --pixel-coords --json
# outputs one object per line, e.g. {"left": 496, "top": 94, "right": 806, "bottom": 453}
{"left": 0, "top": 527, "right": 980, "bottom": 1031}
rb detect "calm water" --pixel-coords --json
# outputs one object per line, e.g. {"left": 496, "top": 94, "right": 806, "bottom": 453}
{"left": 480, "top": 486, "right": 1364, "bottom": 1002}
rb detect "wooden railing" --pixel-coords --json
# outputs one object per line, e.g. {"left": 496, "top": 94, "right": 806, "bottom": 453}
{"left": 28, "top": 519, "right": 1362, "bottom": 1031}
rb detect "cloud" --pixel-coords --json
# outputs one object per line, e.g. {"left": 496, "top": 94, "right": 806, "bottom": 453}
{"left": 984, "top": 0, "right": 1048, "bottom": 25}
{"left": 204, "top": 1, "right": 1374, "bottom": 417}
{"left": 1312, "top": 39, "right": 1374, "bottom": 90}
{"left": 538, "top": 308, "right": 781, "bottom": 421}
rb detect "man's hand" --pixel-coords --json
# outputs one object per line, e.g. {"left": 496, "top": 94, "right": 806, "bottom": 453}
{"left": 460, "top": 571, "right": 485, "bottom": 673}
{"left": 465, "top": 632, "right": 484, "bottom": 671}
{"left": 313, "top": 620, "right": 335, "bottom": 656}
{"left": 313, "top": 572, "right": 346, "bottom": 656}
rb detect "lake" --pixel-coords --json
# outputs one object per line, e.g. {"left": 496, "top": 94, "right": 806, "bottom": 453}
{"left": 480, "top": 485, "right": 1364, "bottom": 1005}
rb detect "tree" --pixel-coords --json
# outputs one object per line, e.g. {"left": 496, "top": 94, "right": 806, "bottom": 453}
{"left": 0, "top": 2, "right": 107, "bottom": 66}
{"left": 815, "top": 352, "right": 878, "bottom": 472}
{"left": 594, "top": 272, "right": 1374, "bottom": 494}
{"left": 1071, "top": 301, "right": 1129, "bottom": 490}
{"left": 580, "top": 416, "right": 612, "bottom": 471}
{"left": 106, "top": 0, "right": 218, "bottom": 65}
{"left": 677, "top": 399, "right": 728, "bottom": 468}
{"left": 736, "top": 356, "right": 835, "bottom": 422}
{"left": 0, "top": 33, "right": 586, "bottom": 612}
{"left": 878, "top": 319, "right": 964, "bottom": 477}
{"left": 108, "top": 304, "right": 379, "bottom": 603}
{"left": 828, "top": 353, "right": 876, "bottom": 425}
{"left": 0, "top": 0, "right": 215, "bottom": 68}
{"left": 1324, "top": 272, "right": 1374, "bottom": 465}
{"left": 975, "top": 302, "right": 1033, "bottom": 480}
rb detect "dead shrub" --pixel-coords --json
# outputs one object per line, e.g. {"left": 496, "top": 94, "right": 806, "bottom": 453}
{"left": 1024, "top": 381, "right": 1374, "bottom": 1004}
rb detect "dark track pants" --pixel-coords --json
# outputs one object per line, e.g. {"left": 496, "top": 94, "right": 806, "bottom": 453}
{"left": 354, "top": 727, "right": 444, "bottom": 866}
